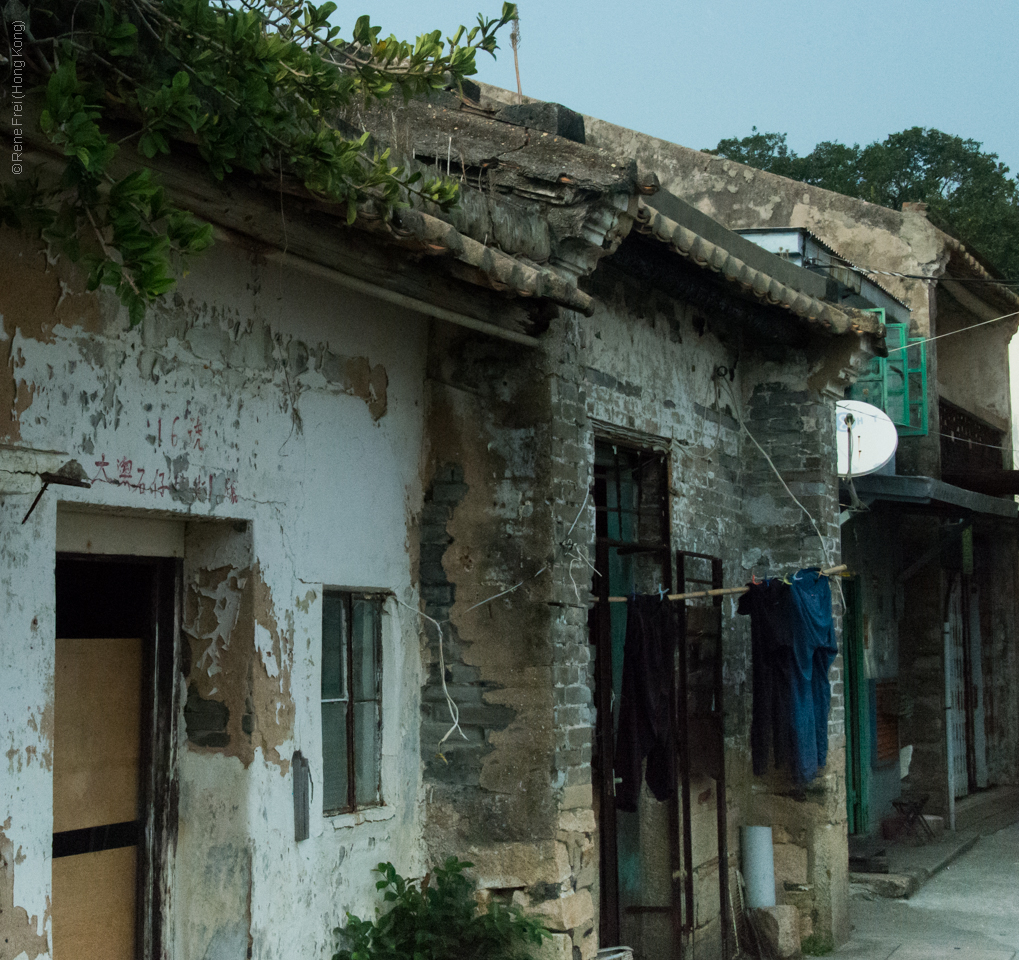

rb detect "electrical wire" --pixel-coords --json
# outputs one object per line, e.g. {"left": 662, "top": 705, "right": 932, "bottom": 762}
{"left": 806, "top": 255, "right": 1019, "bottom": 287}
{"left": 885, "top": 310, "right": 1019, "bottom": 353}
{"left": 838, "top": 401, "right": 1013, "bottom": 454}
{"left": 395, "top": 492, "right": 594, "bottom": 758}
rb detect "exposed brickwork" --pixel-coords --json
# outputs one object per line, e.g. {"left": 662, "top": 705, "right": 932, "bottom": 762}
{"left": 419, "top": 462, "right": 512, "bottom": 787}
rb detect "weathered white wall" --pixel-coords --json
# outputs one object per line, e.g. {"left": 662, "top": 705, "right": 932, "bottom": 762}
{"left": 1, "top": 232, "right": 431, "bottom": 959}
{"left": 937, "top": 291, "right": 1014, "bottom": 435}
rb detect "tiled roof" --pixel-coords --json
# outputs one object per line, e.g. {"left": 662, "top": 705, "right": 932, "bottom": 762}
{"left": 634, "top": 201, "right": 885, "bottom": 338}
{"left": 370, "top": 208, "right": 595, "bottom": 316}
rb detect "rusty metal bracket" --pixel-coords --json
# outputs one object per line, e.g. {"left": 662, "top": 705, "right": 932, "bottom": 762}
{"left": 21, "top": 466, "right": 91, "bottom": 525}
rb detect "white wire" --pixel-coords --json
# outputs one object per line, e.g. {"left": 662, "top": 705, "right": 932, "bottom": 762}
{"left": 885, "top": 310, "right": 1019, "bottom": 353}
{"left": 719, "top": 376, "right": 834, "bottom": 569}
{"left": 566, "top": 488, "right": 590, "bottom": 537}
{"left": 390, "top": 595, "right": 467, "bottom": 757}
{"left": 393, "top": 492, "right": 593, "bottom": 756}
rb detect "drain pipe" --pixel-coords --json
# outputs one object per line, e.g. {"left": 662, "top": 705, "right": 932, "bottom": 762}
{"left": 944, "top": 622, "right": 956, "bottom": 832}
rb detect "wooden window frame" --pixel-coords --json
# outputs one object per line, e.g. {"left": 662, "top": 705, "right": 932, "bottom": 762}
{"left": 321, "top": 590, "right": 384, "bottom": 816}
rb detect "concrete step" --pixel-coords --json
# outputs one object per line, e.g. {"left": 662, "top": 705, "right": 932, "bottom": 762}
{"left": 849, "top": 835, "right": 978, "bottom": 900}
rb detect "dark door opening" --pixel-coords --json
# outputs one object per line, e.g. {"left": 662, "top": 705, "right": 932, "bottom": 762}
{"left": 589, "top": 441, "right": 672, "bottom": 956}
{"left": 53, "top": 554, "right": 179, "bottom": 960}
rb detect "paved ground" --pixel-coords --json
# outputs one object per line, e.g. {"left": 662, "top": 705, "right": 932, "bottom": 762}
{"left": 832, "top": 819, "right": 1019, "bottom": 959}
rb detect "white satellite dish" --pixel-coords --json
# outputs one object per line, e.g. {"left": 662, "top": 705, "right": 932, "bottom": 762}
{"left": 836, "top": 400, "right": 898, "bottom": 477}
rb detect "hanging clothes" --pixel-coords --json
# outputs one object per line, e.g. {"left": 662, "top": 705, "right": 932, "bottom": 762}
{"left": 738, "top": 570, "right": 838, "bottom": 783}
{"left": 615, "top": 595, "right": 677, "bottom": 812}
{"left": 738, "top": 578, "right": 792, "bottom": 777}
{"left": 789, "top": 571, "right": 839, "bottom": 777}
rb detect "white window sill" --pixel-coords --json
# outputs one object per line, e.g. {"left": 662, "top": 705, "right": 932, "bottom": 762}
{"left": 328, "top": 805, "right": 395, "bottom": 830}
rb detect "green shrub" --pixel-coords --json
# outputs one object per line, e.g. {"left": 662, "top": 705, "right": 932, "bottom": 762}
{"left": 334, "top": 858, "right": 548, "bottom": 960}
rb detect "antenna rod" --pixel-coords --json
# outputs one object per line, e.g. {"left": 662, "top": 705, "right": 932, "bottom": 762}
{"left": 510, "top": 12, "right": 522, "bottom": 103}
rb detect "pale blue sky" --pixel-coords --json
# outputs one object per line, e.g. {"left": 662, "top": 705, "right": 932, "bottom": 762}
{"left": 359, "top": 0, "right": 1019, "bottom": 175}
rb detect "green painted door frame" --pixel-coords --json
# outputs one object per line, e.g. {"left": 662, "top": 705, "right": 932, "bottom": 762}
{"left": 843, "top": 577, "right": 870, "bottom": 834}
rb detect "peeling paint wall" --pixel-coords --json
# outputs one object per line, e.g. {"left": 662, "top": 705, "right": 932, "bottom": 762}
{"left": 1, "top": 228, "right": 430, "bottom": 959}
{"left": 0, "top": 491, "right": 54, "bottom": 960}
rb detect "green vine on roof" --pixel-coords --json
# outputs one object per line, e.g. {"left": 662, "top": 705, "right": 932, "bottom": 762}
{"left": 0, "top": 0, "right": 518, "bottom": 325}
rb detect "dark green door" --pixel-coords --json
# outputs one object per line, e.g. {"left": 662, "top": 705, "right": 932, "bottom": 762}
{"left": 843, "top": 577, "right": 870, "bottom": 834}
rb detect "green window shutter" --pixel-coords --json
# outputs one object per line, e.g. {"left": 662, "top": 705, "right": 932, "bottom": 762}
{"left": 899, "top": 336, "right": 928, "bottom": 436}
{"left": 847, "top": 312, "right": 926, "bottom": 434}
{"left": 882, "top": 324, "right": 909, "bottom": 427}
{"left": 847, "top": 309, "right": 887, "bottom": 408}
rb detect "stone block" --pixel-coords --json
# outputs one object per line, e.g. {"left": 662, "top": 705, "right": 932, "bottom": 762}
{"left": 558, "top": 809, "right": 596, "bottom": 834}
{"left": 467, "top": 841, "right": 570, "bottom": 889}
{"left": 535, "top": 933, "right": 573, "bottom": 960}
{"left": 773, "top": 842, "right": 808, "bottom": 888}
{"left": 560, "top": 784, "right": 593, "bottom": 811}
{"left": 753, "top": 905, "right": 801, "bottom": 958}
{"left": 532, "top": 889, "right": 595, "bottom": 932}
{"left": 573, "top": 925, "right": 598, "bottom": 960}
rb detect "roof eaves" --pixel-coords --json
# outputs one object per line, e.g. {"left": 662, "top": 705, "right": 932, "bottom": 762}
{"left": 940, "top": 233, "right": 1019, "bottom": 312}
{"left": 635, "top": 201, "right": 884, "bottom": 339}
{"left": 296, "top": 187, "right": 598, "bottom": 317}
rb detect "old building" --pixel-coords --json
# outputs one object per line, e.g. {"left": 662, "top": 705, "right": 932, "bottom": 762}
{"left": 580, "top": 117, "right": 1019, "bottom": 840}
{"left": 2, "top": 88, "right": 886, "bottom": 960}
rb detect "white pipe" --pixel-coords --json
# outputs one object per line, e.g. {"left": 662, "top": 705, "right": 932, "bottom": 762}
{"left": 740, "top": 826, "right": 776, "bottom": 908}
{"left": 263, "top": 250, "right": 542, "bottom": 348}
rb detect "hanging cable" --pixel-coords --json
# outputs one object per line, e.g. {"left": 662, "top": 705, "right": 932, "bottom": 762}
{"left": 806, "top": 255, "right": 1019, "bottom": 287}
{"left": 395, "top": 491, "right": 594, "bottom": 758}
{"left": 885, "top": 310, "right": 1019, "bottom": 353}
{"left": 717, "top": 372, "right": 834, "bottom": 569}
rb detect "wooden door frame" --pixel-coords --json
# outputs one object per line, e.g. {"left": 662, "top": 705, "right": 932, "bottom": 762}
{"left": 590, "top": 438, "right": 672, "bottom": 950}
{"left": 55, "top": 553, "right": 182, "bottom": 960}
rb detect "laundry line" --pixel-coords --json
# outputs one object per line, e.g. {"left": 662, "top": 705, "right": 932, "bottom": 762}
{"left": 604, "top": 564, "right": 848, "bottom": 603}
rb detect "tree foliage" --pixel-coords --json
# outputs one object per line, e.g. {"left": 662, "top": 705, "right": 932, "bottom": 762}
{"left": 0, "top": 0, "right": 517, "bottom": 324}
{"left": 334, "top": 859, "right": 547, "bottom": 960}
{"left": 708, "top": 127, "right": 1019, "bottom": 280}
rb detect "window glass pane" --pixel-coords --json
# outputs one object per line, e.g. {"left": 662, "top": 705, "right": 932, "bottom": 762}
{"left": 353, "top": 700, "right": 381, "bottom": 807}
{"left": 351, "top": 599, "right": 379, "bottom": 702}
{"left": 322, "top": 594, "right": 347, "bottom": 701}
{"left": 322, "top": 701, "right": 349, "bottom": 813}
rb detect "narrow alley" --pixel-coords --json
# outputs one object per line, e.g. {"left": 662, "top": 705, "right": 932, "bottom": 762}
{"left": 835, "top": 792, "right": 1019, "bottom": 960}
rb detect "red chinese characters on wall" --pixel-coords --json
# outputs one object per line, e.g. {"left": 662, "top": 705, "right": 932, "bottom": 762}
{"left": 90, "top": 411, "right": 238, "bottom": 505}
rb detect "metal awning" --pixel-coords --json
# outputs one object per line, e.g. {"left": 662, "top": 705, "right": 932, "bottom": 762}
{"left": 845, "top": 474, "right": 1018, "bottom": 518}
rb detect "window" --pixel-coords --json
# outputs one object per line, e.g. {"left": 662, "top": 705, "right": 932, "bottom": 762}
{"left": 321, "top": 592, "right": 383, "bottom": 814}
{"left": 848, "top": 310, "right": 928, "bottom": 436}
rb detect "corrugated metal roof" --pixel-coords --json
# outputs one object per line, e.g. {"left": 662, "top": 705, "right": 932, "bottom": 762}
{"left": 634, "top": 201, "right": 885, "bottom": 339}
{"left": 737, "top": 227, "right": 912, "bottom": 311}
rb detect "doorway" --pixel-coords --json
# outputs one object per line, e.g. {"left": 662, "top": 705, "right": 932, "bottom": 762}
{"left": 589, "top": 440, "right": 672, "bottom": 955}
{"left": 843, "top": 577, "right": 870, "bottom": 834}
{"left": 52, "top": 555, "right": 179, "bottom": 960}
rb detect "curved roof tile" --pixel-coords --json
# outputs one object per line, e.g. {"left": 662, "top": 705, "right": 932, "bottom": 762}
{"left": 635, "top": 201, "right": 884, "bottom": 338}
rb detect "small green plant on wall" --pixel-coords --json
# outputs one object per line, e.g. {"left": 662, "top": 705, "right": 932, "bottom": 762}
{"left": 334, "top": 858, "right": 548, "bottom": 960}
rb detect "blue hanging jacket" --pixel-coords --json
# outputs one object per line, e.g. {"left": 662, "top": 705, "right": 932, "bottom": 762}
{"left": 739, "top": 570, "right": 838, "bottom": 782}
{"left": 787, "top": 571, "right": 839, "bottom": 781}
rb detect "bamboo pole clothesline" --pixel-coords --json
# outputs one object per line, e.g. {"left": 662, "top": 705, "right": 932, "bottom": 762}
{"left": 604, "top": 564, "right": 848, "bottom": 603}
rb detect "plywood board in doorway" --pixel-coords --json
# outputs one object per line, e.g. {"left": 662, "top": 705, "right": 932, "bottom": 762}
{"left": 51, "top": 846, "right": 137, "bottom": 960}
{"left": 53, "top": 637, "right": 143, "bottom": 832}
